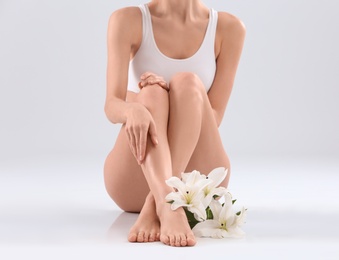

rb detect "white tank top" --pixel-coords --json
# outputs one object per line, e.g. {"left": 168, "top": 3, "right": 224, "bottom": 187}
{"left": 127, "top": 4, "right": 218, "bottom": 93}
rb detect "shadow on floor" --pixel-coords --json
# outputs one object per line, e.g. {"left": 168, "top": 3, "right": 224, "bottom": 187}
{"left": 106, "top": 211, "right": 138, "bottom": 243}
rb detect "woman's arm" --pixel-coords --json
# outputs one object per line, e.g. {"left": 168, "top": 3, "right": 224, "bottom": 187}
{"left": 104, "top": 7, "right": 141, "bottom": 124}
{"left": 208, "top": 12, "right": 246, "bottom": 127}
{"left": 104, "top": 7, "right": 158, "bottom": 164}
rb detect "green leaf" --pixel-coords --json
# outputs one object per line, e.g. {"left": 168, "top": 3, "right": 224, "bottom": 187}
{"left": 206, "top": 206, "right": 214, "bottom": 220}
{"left": 184, "top": 208, "right": 200, "bottom": 229}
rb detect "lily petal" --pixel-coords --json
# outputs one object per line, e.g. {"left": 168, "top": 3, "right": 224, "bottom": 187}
{"left": 223, "top": 191, "right": 233, "bottom": 207}
{"left": 165, "top": 191, "right": 180, "bottom": 201}
{"left": 202, "top": 193, "right": 214, "bottom": 208}
{"left": 220, "top": 201, "right": 235, "bottom": 227}
{"left": 192, "top": 219, "right": 221, "bottom": 238}
{"left": 213, "top": 186, "right": 228, "bottom": 197}
{"left": 170, "top": 200, "right": 188, "bottom": 210}
{"left": 185, "top": 170, "right": 206, "bottom": 187}
{"left": 207, "top": 167, "right": 228, "bottom": 187}
{"left": 208, "top": 199, "right": 222, "bottom": 219}
{"left": 226, "top": 226, "right": 246, "bottom": 238}
{"left": 165, "top": 176, "right": 187, "bottom": 193}
{"left": 187, "top": 202, "right": 207, "bottom": 221}
{"left": 235, "top": 207, "right": 247, "bottom": 226}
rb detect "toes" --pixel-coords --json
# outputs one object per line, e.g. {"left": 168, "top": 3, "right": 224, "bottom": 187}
{"left": 160, "top": 230, "right": 196, "bottom": 247}
{"left": 180, "top": 234, "right": 187, "bottom": 247}
{"left": 156, "top": 232, "right": 160, "bottom": 241}
{"left": 160, "top": 234, "right": 170, "bottom": 245}
{"left": 149, "top": 231, "right": 156, "bottom": 242}
{"left": 175, "top": 235, "right": 181, "bottom": 247}
{"left": 187, "top": 234, "right": 196, "bottom": 246}
{"left": 137, "top": 231, "right": 145, "bottom": 242}
{"left": 161, "top": 233, "right": 196, "bottom": 247}
{"left": 130, "top": 230, "right": 160, "bottom": 243}
{"left": 169, "top": 235, "right": 176, "bottom": 246}
{"left": 128, "top": 230, "right": 138, "bottom": 242}
{"left": 148, "top": 229, "right": 160, "bottom": 242}
{"left": 128, "top": 234, "right": 137, "bottom": 242}
{"left": 148, "top": 234, "right": 155, "bottom": 242}
{"left": 143, "top": 232, "right": 148, "bottom": 242}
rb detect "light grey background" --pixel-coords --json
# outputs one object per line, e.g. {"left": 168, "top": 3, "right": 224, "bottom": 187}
{"left": 1, "top": 1, "right": 339, "bottom": 259}
{"left": 1, "top": 0, "right": 338, "bottom": 161}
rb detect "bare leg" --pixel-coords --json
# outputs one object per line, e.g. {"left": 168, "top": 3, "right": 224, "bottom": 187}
{"left": 128, "top": 73, "right": 231, "bottom": 245}
{"left": 104, "top": 73, "right": 231, "bottom": 246}
{"left": 157, "top": 72, "right": 231, "bottom": 245}
{"left": 167, "top": 72, "right": 203, "bottom": 177}
{"left": 104, "top": 85, "right": 195, "bottom": 247}
{"left": 104, "top": 127, "right": 161, "bottom": 243}
{"left": 135, "top": 85, "right": 195, "bottom": 247}
{"left": 168, "top": 72, "right": 231, "bottom": 186}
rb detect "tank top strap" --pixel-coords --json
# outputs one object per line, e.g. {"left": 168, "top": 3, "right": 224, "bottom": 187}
{"left": 204, "top": 8, "right": 218, "bottom": 51}
{"left": 138, "top": 4, "right": 152, "bottom": 44}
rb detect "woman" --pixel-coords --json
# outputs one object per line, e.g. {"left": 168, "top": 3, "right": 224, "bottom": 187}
{"left": 104, "top": 0, "right": 246, "bottom": 247}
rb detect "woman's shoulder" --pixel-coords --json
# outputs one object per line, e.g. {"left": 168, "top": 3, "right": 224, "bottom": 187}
{"left": 108, "top": 6, "right": 142, "bottom": 27}
{"left": 216, "top": 11, "right": 246, "bottom": 34}
{"left": 107, "top": 6, "right": 142, "bottom": 45}
{"left": 214, "top": 11, "right": 246, "bottom": 58}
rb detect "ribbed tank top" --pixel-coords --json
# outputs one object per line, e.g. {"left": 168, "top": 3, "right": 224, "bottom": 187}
{"left": 127, "top": 4, "right": 218, "bottom": 93}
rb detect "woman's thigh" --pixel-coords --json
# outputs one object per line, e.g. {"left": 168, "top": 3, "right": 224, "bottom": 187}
{"left": 104, "top": 125, "right": 149, "bottom": 212}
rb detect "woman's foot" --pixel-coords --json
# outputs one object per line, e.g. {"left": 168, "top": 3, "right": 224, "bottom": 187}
{"left": 158, "top": 203, "right": 196, "bottom": 247}
{"left": 128, "top": 195, "right": 160, "bottom": 243}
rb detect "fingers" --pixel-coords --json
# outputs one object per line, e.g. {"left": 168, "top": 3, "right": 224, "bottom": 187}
{"left": 125, "top": 126, "right": 138, "bottom": 162}
{"left": 148, "top": 120, "right": 159, "bottom": 146}
{"left": 138, "top": 125, "right": 148, "bottom": 163}
{"left": 133, "top": 128, "right": 143, "bottom": 165}
{"left": 125, "top": 122, "right": 158, "bottom": 165}
{"left": 139, "top": 76, "right": 167, "bottom": 88}
{"left": 140, "top": 71, "right": 159, "bottom": 80}
{"left": 137, "top": 120, "right": 158, "bottom": 163}
{"left": 139, "top": 72, "right": 169, "bottom": 91}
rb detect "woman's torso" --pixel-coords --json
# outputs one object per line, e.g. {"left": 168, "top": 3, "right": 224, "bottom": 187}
{"left": 127, "top": 3, "right": 220, "bottom": 102}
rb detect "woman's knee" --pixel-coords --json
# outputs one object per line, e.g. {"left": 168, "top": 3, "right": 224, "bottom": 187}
{"left": 136, "top": 84, "right": 169, "bottom": 113}
{"left": 169, "top": 72, "right": 205, "bottom": 101}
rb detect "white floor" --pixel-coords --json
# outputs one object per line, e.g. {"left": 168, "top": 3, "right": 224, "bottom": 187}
{"left": 1, "top": 154, "right": 339, "bottom": 260}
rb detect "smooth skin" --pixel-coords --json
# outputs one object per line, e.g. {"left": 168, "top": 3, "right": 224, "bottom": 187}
{"left": 104, "top": 0, "right": 246, "bottom": 247}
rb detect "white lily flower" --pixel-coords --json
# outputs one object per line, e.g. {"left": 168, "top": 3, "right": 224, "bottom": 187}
{"left": 202, "top": 167, "right": 228, "bottom": 207}
{"left": 192, "top": 192, "right": 247, "bottom": 238}
{"left": 182, "top": 167, "right": 228, "bottom": 208}
{"left": 181, "top": 170, "right": 204, "bottom": 184}
{"left": 165, "top": 170, "right": 211, "bottom": 221}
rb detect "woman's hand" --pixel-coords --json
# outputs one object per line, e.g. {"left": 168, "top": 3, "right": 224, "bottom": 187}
{"left": 138, "top": 72, "right": 169, "bottom": 91}
{"left": 125, "top": 103, "right": 159, "bottom": 165}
